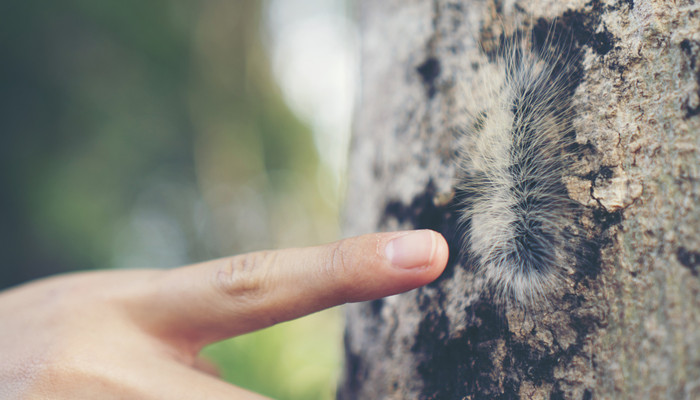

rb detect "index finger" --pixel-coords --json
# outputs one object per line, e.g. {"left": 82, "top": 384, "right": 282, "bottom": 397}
{"left": 132, "top": 230, "right": 448, "bottom": 350}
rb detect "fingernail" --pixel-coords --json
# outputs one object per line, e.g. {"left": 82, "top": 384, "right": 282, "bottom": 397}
{"left": 385, "top": 230, "right": 436, "bottom": 269}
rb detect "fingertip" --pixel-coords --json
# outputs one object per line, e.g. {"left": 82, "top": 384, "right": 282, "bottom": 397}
{"left": 412, "top": 229, "right": 449, "bottom": 285}
{"left": 384, "top": 229, "right": 448, "bottom": 276}
{"left": 366, "top": 229, "right": 449, "bottom": 295}
{"left": 429, "top": 230, "right": 450, "bottom": 277}
{"left": 384, "top": 230, "right": 439, "bottom": 270}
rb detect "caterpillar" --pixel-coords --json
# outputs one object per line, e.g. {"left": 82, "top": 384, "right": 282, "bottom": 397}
{"left": 457, "top": 18, "right": 587, "bottom": 308}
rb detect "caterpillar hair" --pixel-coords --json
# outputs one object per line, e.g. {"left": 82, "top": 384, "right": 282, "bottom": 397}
{"left": 457, "top": 18, "right": 586, "bottom": 308}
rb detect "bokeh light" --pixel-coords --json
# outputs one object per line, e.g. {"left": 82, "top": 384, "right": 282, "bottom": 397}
{"left": 0, "top": 1, "right": 357, "bottom": 398}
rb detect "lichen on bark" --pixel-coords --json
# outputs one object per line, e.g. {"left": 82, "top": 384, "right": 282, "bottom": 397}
{"left": 339, "top": 1, "right": 700, "bottom": 399}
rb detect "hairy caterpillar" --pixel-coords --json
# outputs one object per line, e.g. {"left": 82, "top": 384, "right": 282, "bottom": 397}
{"left": 457, "top": 18, "right": 587, "bottom": 308}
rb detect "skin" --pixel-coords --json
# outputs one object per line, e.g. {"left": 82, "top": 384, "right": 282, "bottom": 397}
{"left": 0, "top": 229, "right": 449, "bottom": 399}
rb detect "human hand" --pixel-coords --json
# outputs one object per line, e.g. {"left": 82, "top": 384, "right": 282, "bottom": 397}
{"left": 0, "top": 230, "right": 448, "bottom": 399}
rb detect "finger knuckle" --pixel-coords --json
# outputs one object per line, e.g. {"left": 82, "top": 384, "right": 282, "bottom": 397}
{"left": 213, "top": 252, "right": 273, "bottom": 300}
{"left": 326, "top": 239, "right": 353, "bottom": 292}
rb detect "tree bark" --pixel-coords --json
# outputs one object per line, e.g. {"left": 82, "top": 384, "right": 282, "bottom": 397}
{"left": 339, "top": 0, "right": 700, "bottom": 399}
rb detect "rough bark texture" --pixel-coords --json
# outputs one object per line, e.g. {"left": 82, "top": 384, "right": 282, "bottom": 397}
{"left": 339, "top": 0, "right": 700, "bottom": 399}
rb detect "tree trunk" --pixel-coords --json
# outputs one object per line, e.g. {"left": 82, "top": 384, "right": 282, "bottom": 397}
{"left": 339, "top": 1, "right": 700, "bottom": 399}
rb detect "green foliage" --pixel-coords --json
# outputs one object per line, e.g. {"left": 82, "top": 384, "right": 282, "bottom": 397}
{"left": 203, "top": 309, "right": 342, "bottom": 400}
{"left": 0, "top": 1, "right": 341, "bottom": 397}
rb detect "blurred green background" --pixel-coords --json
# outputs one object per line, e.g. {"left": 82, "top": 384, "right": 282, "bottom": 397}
{"left": 0, "top": 0, "right": 356, "bottom": 398}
